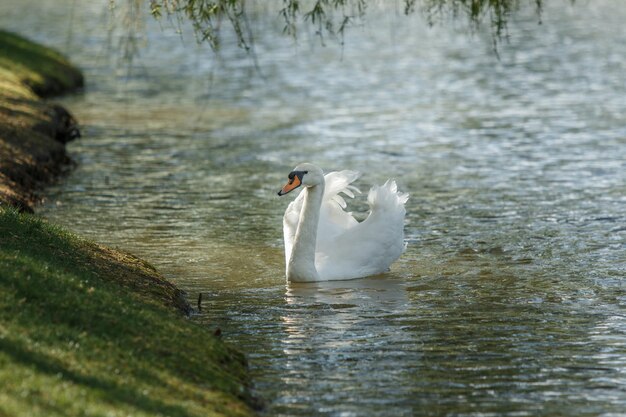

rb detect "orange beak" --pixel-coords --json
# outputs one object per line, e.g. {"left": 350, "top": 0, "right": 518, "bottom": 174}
{"left": 278, "top": 175, "right": 302, "bottom": 196}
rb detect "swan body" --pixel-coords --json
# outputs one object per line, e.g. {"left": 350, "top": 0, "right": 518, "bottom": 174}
{"left": 279, "top": 163, "right": 408, "bottom": 282}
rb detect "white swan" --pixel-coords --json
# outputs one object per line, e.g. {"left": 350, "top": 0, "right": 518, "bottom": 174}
{"left": 278, "top": 163, "right": 409, "bottom": 282}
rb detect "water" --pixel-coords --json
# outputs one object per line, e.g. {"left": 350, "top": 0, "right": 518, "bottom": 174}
{"left": 1, "top": 1, "right": 625, "bottom": 415}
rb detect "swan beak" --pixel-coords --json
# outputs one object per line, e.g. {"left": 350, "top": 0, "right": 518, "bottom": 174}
{"left": 278, "top": 175, "right": 302, "bottom": 196}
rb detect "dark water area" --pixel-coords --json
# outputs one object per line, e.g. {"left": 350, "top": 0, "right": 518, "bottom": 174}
{"left": 1, "top": 1, "right": 624, "bottom": 415}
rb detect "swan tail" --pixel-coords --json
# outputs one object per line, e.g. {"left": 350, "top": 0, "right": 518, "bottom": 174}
{"left": 367, "top": 179, "right": 409, "bottom": 212}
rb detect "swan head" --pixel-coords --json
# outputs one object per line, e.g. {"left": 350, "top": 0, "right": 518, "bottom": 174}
{"left": 278, "top": 163, "right": 324, "bottom": 196}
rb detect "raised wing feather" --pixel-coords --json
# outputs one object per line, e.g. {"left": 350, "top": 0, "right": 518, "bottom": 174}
{"left": 317, "top": 170, "right": 361, "bottom": 245}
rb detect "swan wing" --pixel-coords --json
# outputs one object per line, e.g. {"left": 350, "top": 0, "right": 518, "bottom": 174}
{"left": 316, "top": 179, "right": 408, "bottom": 281}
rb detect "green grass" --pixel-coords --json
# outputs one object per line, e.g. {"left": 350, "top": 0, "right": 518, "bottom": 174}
{"left": 0, "top": 208, "right": 256, "bottom": 417}
{"left": 0, "top": 29, "right": 83, "bottom": 97}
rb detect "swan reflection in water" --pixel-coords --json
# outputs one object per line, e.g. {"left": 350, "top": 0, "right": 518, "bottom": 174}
{"left": 281, "top": 274, "right": 411, "bottom": 361}
{"left": 274, "top": 275, "right": 417, "bottom": 408}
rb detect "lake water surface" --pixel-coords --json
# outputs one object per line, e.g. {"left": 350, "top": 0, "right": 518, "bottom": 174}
{"left": 1, "top": 1, "right": 625, "bottom": 415}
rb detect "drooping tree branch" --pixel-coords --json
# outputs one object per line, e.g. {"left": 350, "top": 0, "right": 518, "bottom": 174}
{"left": 116, "top": 0, "right": 544, "bottom": 52}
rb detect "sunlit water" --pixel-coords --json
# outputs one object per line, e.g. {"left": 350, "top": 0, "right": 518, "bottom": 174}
{"left": 1, "top": 1, "right": 625, "bottom": 415}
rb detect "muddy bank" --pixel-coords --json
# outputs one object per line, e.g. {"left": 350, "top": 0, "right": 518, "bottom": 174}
{"left": 0, "top": 29, "right": 82, "bottom": 212}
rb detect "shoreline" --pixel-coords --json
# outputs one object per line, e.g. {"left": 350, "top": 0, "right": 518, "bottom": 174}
{"left": 0, "top": 30, "right": 257, "bottom": 416}
{"left": 0, "top": 29, "right": 83, "bottom": 212}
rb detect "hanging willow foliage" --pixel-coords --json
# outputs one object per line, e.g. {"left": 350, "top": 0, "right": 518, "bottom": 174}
{"left": 136, "top": 0, "right": 545, "bottom": 50}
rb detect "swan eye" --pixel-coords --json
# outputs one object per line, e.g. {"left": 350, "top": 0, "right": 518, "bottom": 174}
{"left": 287, "top": 170, "right": 308, "bottom": 183}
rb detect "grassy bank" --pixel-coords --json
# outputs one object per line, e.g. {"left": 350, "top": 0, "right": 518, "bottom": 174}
{"left": 0, "top": 29, "right": 83, "bottom": 97}
{"left": 0, "top": 208, "right": 256, "bottom": 417}
{"left": 0, "top": 30, "right": 82, "bottom": 212}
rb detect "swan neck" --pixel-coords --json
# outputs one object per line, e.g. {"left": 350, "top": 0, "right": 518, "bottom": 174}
{"left": 288, "top": 182, "right": 324, "bottom": 281}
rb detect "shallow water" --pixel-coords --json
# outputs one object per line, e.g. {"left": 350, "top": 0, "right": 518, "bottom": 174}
{"left": 2, "top": 1, "right": 625, "bottom": 415}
